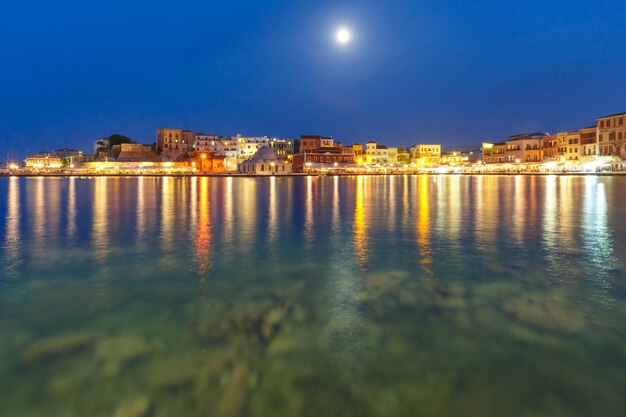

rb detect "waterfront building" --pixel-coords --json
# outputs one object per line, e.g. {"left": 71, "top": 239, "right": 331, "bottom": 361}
{"left": 597, "top": 112, "right": 626, "bottom": 169}
{"left": 194, "top": 133, "right": 222, "bottom": 153}
{"left": 504, "top": 133, "right": 544, "bottom": 163}
{"left": 342, "top": 144, "right": 364, "bottom": 165}
{"left": 556, "top": 131, "right": 581, "bottom": 162}
{"left": 269, "top": 138, "right": 295, "bottom": 158}
{"left": 238, "top": 147, "right": 292, "bottom": 175}
{"left": 292, "top": 148, "right": 355, "bottom": 172}
{"left": 579, "top": 126, "right": 597, "bottom": 161}
{"left": 439, "top": 150, "right": 479, "bottom": 166}
{"left": 299, "top": 135, "right": 335, "bottom": 153}
{"left": 411, "top": 144, "right": 441, "bottom": 165}
{"left": 481, "top": 142, "right": 506, "bottom": 164}
{"left": 364, "top": 142, "right": 398, "bottom": 165}
{"left": 542, "top": 134, "right": 558, "bottom": 162}
{"left": 24, "top": 153, "right": 64, "bottom": 169}
{"left": 156, "top": 128, "right": 195, "bottom": 161}
{"left": 236, "top": 135, "right": 271, "bottom": 161}
{"left": 193, "top": 152, "right": 226, "bottom": 173}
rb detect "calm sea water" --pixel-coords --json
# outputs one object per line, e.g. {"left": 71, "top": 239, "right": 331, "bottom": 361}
{"left": 1, "top": 175, "right": 625, "bottom": 417}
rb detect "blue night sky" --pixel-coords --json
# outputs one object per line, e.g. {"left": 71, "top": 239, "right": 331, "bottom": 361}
{"left": 1, "top": 0, "right": 625, "bottom": 156}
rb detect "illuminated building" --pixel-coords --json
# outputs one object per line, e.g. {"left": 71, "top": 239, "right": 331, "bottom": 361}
{"left": 481, "top": 142, "right": 506, "bottom": 164}
{"left": 156, "top": 128, "right": 195, "bottom": 161}
{"left": 542, "top": 134, "right": 558, "bottom": 161}
{"left": 579, "top": 126, "right": 597, "bottom": 161}
{"left": 505, "top": 133, "right": 545, "bottom": 163}
{"left": 194, "top": 133, "right": 222, "bottom": 153}
{"left": 299, "top": 135, "right": 335, "bottom": 153}
{"left": 410, "top": 144, "right": 441, "bottom": 165}
{"left": 238, "top": 147, "right": 292, "bottom": 175}
{"left": 235, "top": 135, "right": 271, "bottom": 161}
{"left": 292, "top": 149, "right": 355, "bottom": 172}
{"left": 597, "top": 112, "right": 626, "bottom": 170}
{"left": 24, "top": 153, "right": 64, "bottom": 169}
{"left": 269, "top": 138, "right": 295, "bottom": 158}
{"left": 556, "top": 131, "right": 580, "bottom": 161}
{"left": 364, "top": 141, "right": 398, "bottom": 165}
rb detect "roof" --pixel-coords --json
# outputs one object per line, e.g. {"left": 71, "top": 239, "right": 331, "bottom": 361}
{"left": 507, "top": 132, "right": 546, "bottom": 140}
{"left": 376, "top": 144, "right": 388, "bottom": 149}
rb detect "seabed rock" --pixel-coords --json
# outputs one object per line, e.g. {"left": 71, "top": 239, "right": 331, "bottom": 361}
{"left": 502, "top": 292, "right": 586, "bottom": 332}
{"left": 200, "top": 303, "right": 291, "bottom": 345}
{"left": 217, "top": 362, "right": 254, "bottom": 417}
{"left": 111, "top": 395, "right": 151, "bottom": 417}
{"left": 18, "top": 332, "right": 99, "bottom": 365}
{"left": 95, "top": 335, "right": 154, "bottom": 376}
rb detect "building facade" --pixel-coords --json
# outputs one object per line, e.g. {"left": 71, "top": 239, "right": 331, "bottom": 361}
{"left": 299, "top": 135, "right": 334, "bottom": 153}
{"left": 157, "top": 128, "right": 195, "bottom": 161}
{"left": 505, "top": 133, "right": 544, "bottom": 163}
{"left": 364, "top": 142, "right": 398, "bottom": 165}
{"left": 238, "top": 147, "right": 292, "bottom": 175}
{"left": 411, "top": 144, "right": 441, "bottom": 164}
{"left": 481, "top": 142, "right": 506, "bottom": 164}
{"left": 597, "top": 112, "right": 626, "bottom": 163}
{"left": 292, "top": 150, "right": 355, "bottom": 172}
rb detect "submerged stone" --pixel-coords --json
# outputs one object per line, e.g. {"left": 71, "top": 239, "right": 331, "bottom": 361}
{"left": 111, "top": 395, "right": 151, "bottom": 417}
{"left": 201, "top": 303, "right": 291, "bottom": 345}
{"left": 18, "top": 332, "right": 99, "bottom": 365}
{"left": 95, "top": 335, "right": 154, "bottom": 363}
{"left": 502, "top": 292, "right": 586, "bottom": 332}
{"left": 218, "top": 362, "right": 253, "bottom": 417}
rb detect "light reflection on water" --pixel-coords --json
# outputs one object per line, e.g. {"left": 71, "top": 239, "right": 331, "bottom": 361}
{"left": 0, "top": 175, "right": 625, "bottom": 417}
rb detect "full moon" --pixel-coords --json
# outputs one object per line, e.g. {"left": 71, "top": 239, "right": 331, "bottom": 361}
{"left": 336, "top": 28, "right": 351, "bottom": 44}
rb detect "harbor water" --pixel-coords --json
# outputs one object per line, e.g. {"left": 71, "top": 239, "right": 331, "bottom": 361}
{"left": 1, "top": 175, "right": 625, "bottom": 417}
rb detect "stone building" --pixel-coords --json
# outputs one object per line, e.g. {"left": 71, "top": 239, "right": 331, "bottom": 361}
{"left": 238, "top": 147, "right": 292, "bottom": 175}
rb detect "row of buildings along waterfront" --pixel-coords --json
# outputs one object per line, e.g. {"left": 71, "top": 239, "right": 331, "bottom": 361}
{"left": 15, "top": 127, "right": 464, "bottom": 174}
{"left": 482, "top": 112, "right": 626, "bottom": 172}
{"left": 13, "top": 110, "right": 624, "bottom": 175}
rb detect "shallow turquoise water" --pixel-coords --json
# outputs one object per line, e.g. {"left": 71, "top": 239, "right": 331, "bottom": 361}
{"left": 1, "top": 175, "right": 625, "bottom": 417}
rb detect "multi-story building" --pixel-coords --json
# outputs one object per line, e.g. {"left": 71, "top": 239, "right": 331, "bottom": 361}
{"left": 597, "top": 112, "right": 626, "bottom": 163}
{"left": 556, "top": 131, "right": 581, "bottom": 161}
{"left": 579, "top": 126, "right": 597, "bottom": 161}
{"left": 299, "top": 135, "right": 334, "bottom": 153}
{"left": 542, "top": 134, "right": 558, "bottom": 162}
{"left": 481, "top": 142, "right": 506, "bottom": 164}
{"left": 269, "top": 138, "right": 295, "bottom": 158}
{"left": 504, "top": 133, "right": 544, "bottom": 163}
{"left": 292, "top": 149, "right": 355, "bottom": 172}
{"left": 364, "top": 142, "right": 398, "bottom": 165}
{"left": 194, "top": 133, "right": 222, "bottom": 153}
{"left": 236, "top": 135, "right": 271, "bottom": 161}
{"left": 411, "top": 144, "right": 441, "bottom": 164}
{"left": 156, "top": 128, "right": 195, "bottom": 161}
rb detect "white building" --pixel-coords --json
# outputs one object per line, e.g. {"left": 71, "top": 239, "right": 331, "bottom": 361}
{"left": 236, "top": 135, "right": 271, "bottom": 161}
{"left": 194, "top": 133, "right": 222, "bottom": 153}
{"left": 238, "top": 147, "right": 292, "bottom": 175}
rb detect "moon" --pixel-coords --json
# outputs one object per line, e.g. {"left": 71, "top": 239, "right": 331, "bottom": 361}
{"left": 336, "top": 28, "right": 351, "bottom": 45}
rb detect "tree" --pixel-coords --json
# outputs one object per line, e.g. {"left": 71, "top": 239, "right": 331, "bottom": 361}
{"left": 103, "top": 134, "right": 133, "bottom": 147}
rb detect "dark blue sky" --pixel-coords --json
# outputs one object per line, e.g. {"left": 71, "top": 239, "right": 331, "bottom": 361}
{"left": 1, "top": 0, "right": 625, "bottom": 156}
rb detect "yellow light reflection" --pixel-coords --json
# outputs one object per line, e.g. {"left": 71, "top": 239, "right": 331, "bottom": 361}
{"left": 67, "top": 177, "right": 76, "bottom": 242}
{"left": 417, "top": 175, "right": 432, "bottom": 272}
{"left": 196, "top": 177, "right": 212, "bottom": 275}
{"left": 267, "top": 176, "right": 279, "bottom": 261}
{"left": 4, "top": 177, "right": 21, "bottom": 278}
{"left": 92, "top": 177, "right": 110, "bottom": 271}
{"left": 304, "top": 176, "right": 314, "bottom": 250}
{"left": 136, "top": 176, "right": 146, "bottom": 250}
{"left": 353, "top": 176, "right": 368, "bottom": 269}
{"left": 160, "top": 177, "right": 174, "bottom": 252}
